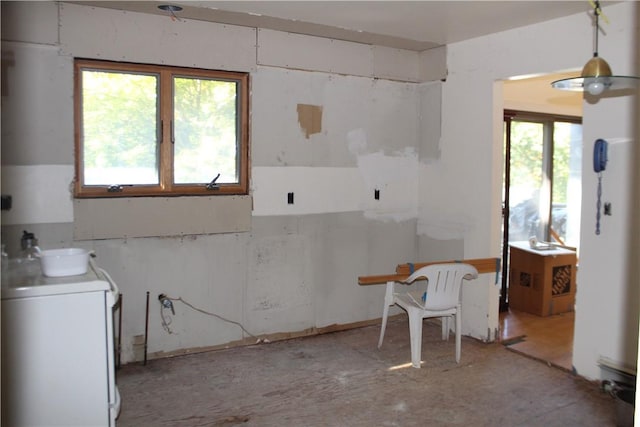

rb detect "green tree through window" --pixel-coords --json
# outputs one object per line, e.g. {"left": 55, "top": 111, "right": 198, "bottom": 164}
{"left": 504, "top": 112, "right": 582, "bottom": 244}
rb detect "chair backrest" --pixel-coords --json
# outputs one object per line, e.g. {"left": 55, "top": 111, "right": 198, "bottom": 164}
{"left": 404, "top": 263, "right": 478, "bottom": 310}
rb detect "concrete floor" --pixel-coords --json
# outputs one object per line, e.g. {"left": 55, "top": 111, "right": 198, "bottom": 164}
{"left": 116, "top": 317, "right": 617, "bottom": 426}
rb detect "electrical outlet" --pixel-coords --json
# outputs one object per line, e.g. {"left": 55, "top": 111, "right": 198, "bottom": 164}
{"left": 374, "top": 189, "right": 380, "bottom": 200}
{"left": 1, "top": 195, "right": 11, "bottom": 210}
{"left": 158, "top": 293, "right": 175, "bottom": 314}
{"left": 287, "top": 192, "right": 294, "bottom": 204}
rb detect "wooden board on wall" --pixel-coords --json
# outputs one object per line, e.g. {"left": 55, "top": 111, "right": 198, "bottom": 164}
{"left": 358, "top": 257, "right": 500, "bottom": 285}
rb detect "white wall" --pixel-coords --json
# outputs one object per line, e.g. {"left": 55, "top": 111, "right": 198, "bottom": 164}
{"left": 439, "top": 2, "right": 638, "bottom": 379}
{"left": 574, "top": 0, "right": 639, "bottom": 379}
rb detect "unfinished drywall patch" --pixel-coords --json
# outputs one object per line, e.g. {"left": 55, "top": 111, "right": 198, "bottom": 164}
{"left": 1, "top": 165, "right": 74, "bottom": 225}
{"left": 418, "top": 235, "right": 463, "bottom": 262}
{"left": 251, "top": 67, "right": 421, "bottom": 168}
{"left": 419, "top": 82, "right": 442, "bottom": 160}
{"left": 417, "top": 212, "right": 475, "bottom": 241}
{"left": 345, "top": 129, "right": 420, "bottom": 222}
{"left": 257, "top": 28, "right": 373, "bottom": 78}
{"left": 246, "top": 234, "right": 314, "bottom": 334}
{"left": 418, "top": 46, "right": 447, "bottom": 82}
{"left": 249, "top": 212, "right": 417, "bottom": 330}
{"left": 88, "top": 232, "right": 250, "bottom": 362}
{"left": 74, "top": 196, "right": 252, "bottom": 239}
{"left": 1, "top": 41, "right": 74, "bottom": 165}
{"left": 1, "top": 1, "right": 59, "bottom": 45}
{"left": 59, "top": 3, "right": 256, "bottom": 72}
{"left": 297, "top": 104, "right": 323, "bottom": 139}
{"left": 371, "top": 45, "right": 421, "bottom": 82}
{"left": 356, "top": 148, "right": 419, "bottom": 222}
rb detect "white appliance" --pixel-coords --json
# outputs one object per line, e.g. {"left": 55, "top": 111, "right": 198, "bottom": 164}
{"left": 1, "top": 258, "right": 121, "bottom": 426}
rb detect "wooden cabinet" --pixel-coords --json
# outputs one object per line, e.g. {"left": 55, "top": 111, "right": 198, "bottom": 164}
{"left": 508, "top": 242, "right": 577, "bottom": 317}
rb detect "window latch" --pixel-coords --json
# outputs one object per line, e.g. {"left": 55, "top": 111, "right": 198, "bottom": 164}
{"left": 107, "top": 185, "right": 124, "bottom": 193}
{"left": 205, "top": 174, "right": 221, "bottom": 190}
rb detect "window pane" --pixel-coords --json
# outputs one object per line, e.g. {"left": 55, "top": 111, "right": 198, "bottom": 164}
{"left": 173, "top": 77, "right": 238, "bottom": 184}
{"left": 552, "top": 122, "right": 582, "bottom": 247}
{"left": 82, "top": 70, "right": 158, "bottom": 185}
{"left": 508, "top": 121, "right": 544, "bottom": 241}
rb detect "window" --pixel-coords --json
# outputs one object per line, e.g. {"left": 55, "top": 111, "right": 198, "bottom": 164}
{"left": 74, "top": 59, "right": 249, "bottom": 197}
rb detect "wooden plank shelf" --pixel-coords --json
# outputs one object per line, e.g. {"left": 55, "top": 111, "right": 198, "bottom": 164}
{"left": 358, "top": 257, "right": 500, "bottom": 285}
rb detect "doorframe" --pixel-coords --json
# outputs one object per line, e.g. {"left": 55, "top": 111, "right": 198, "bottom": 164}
{"left": 500, "top": 112, "right": 514, "bottom": 312}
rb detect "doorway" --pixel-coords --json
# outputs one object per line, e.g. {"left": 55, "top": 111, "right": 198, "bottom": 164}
{"left": 500, "top": 111, "right": 582, "bottom": 307}
{"left": 499, "top": 107, "right": 583, "bottom": 368}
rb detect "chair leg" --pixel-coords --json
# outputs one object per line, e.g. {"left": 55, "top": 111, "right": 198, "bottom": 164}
{"left": 442, "top": 317, "right": 450, "bottom": 341}
{"left": 378, "top": 303, "right": 390, "bottom": 349}
{"left": 455, "top": 306, "right": 462, "bottom": 363}
{"left": 378, "top": 282, "right": 395, "bottom": 349}
{"left": 408, "top": 309, "right": 423, "bottom": 368}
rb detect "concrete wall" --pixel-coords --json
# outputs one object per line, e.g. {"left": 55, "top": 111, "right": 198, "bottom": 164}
{"left": 439, "top": 2, "right": 638, "bottom": 380}
{"left": 1, "top": 2, "right": 442, "bottom": 363}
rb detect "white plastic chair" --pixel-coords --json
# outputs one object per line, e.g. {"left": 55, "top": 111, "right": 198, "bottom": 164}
{"left": 378, "top": 263, "right": 479, "bottom": 368}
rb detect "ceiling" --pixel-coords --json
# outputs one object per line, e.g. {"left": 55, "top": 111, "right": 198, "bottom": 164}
{"left": 70, "top": 1, "right": 604, "bottom": 51}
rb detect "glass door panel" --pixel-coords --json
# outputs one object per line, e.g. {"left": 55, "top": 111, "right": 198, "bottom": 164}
{"left": 508, "top": 121, "right": 544, "bottom": 242}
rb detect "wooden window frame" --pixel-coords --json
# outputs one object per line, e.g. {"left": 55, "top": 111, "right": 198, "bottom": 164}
{"left": 74, "top": 59, "right": 250, "bottom": 198}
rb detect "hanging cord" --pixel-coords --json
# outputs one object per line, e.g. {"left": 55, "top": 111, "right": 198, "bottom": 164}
{"left": 593, "top": 0, "right": 600, "bottom": 57}
{"left": 596, "top": 173, "right": 603, "bottom": 235}
{"left": 162, "top": 296, "right": 265, "bottom": 342}
{"left": 589, "top": 0, "right": 610, "bottom": 58}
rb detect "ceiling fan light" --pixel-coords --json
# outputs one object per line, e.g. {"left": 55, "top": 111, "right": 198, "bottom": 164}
{"left": 550, "top": 1, "right": 639, "bottom": 95}
{"left": 581, "top": 56, "right": 612, "bottom": 78}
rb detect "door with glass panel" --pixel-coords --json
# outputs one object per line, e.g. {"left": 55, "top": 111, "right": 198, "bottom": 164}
{"left": 500, "top": 111, "right": 582, "bottom": 309}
